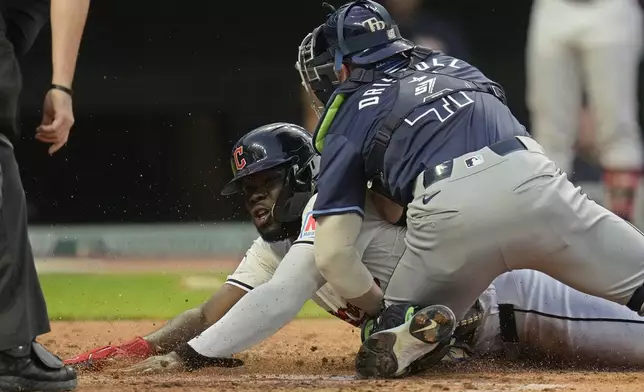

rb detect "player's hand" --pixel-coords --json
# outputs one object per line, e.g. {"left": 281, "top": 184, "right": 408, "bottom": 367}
{"left": 36, "top": 88, "right": 75, "bottom": 155}
{"left": 121, "top": 352, "right": 185, "bottom": 375}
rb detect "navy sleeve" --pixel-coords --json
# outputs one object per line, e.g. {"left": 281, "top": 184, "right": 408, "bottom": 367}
{"left": 312, "top": 134, "right": 367, "bottom": 219}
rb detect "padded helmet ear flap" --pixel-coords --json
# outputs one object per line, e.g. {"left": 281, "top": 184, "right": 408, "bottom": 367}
{"left": 272, "top": 165, "right": 314, "bottom": 223}
{"left": 273, "top": 191, "right": 313, "bottom": 224}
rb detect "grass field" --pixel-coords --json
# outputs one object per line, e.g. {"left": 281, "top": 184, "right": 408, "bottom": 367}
{"left": 39, "top": 271, "right": 332, "bottom": 320}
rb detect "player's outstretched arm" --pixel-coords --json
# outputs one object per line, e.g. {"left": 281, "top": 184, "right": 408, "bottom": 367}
{"left": 63, "top": 284, "right": 246, "bottom": 369}
{"left": 145, "top": 284, "right": 246, "bottom": 353}
{"left": 123, "top": 243, "right": 325, "bottom": 374}
{"left": 65, "top": 236, "right": 277, "bottom": 369}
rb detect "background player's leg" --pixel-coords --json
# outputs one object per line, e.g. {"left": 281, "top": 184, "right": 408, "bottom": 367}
{"left": 498, "top": 269, "right": 644, "bottom": 367}
{"left": 580, "top": 1, "right": 644, "bottom": 222}
{"left": 526, "top": 0, "right": 582, "bottom": 175}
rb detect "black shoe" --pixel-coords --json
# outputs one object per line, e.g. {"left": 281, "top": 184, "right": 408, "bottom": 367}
{"left": 0, "top": 341, "right": 77, "bottom": 391}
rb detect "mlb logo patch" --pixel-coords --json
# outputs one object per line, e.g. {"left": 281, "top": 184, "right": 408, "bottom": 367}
{"left": 299, "top": 212, "right": 317, "bottom": 239}
{"left": 464, "top": 155, "right": 484, "bottom": 168}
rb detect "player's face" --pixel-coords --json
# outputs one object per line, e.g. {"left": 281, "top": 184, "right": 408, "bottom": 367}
{"left": 241, "top": 168, "right": 286, "bottom": 240}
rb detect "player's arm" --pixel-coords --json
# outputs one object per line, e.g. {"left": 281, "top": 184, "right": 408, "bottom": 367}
{"left": 63, "top": 284, "right": 247, "bottom": 367}
{"left": 175, "top": 242, "right": 326, "bottom": 363}
{"left": 145, "top": 239, "right": 283, "bottom": 353}
{"left": 123, "top": 197, "right": 326, "bottom": 372}
{"left": 64, "top": 239, "right": 275, "bottom": 367}
{"left": 144, "top": 284, "right": 246, "bottom": 353}
{"left": 125, "top": 242, "right": 325, "bottom": 373}
{"left": 312, "top": 134, "right": 383, "bottom": 316}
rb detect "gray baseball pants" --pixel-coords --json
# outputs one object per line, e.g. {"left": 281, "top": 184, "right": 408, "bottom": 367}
{"left": 384, "top": 136, "right": 644, "bottom": 320}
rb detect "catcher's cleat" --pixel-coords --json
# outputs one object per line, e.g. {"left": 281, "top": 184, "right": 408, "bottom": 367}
{"left": 360, "top": 303, "right": 418, "bottom": 343}
{"left": 407, "top": 300, "right": 483, "bottom": 374}
{"left": 355, "top": 304, "right": 456, "bottom": 379}
{"left": 63, "top": 337, "right": 153, "bottom": 370}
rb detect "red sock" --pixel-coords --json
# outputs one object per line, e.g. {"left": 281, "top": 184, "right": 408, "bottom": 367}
{"left": 603, "top": 170, "right": 640, "bottom": 222}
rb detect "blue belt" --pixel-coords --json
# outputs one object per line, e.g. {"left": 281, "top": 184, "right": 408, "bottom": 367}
{"left": 422, "top": 137, "right": 528, "bottom": 188}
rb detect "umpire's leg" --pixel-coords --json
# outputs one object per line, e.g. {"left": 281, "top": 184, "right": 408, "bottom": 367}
{"left": 0, "top": 142, "right": 51, "bottom": 348}
{"left": 0, "top": 26, "right": 77, "bottom": 392}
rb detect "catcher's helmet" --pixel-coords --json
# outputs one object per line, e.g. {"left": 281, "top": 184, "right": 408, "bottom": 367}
{"left": 296, "top": 1, "right": 414, "bottom": 115}
{"left": 221, "top": 123, "right": 320, "bottom": 227}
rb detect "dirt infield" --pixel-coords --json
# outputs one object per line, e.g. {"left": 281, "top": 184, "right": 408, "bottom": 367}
{"left": 45, "top": 319, "right": 644, "bottom": 392}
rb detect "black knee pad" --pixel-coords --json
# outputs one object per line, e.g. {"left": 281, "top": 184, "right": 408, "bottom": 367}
{"left": 626, "top": 283, "right": 644, "bottom": 314}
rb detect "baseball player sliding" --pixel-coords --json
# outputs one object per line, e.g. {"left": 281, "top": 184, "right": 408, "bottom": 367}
{"left": 527, "top": 0, "right": 644, "bottom": 222}
{"left": 296, "top": 0, "right": 644, "bottom": 379}
{"left": 65, "top": 123, "right": 644, "bottom": 376}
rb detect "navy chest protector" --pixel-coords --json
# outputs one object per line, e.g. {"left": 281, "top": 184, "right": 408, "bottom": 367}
{"left": 313, "top": 47, "right": 508, "bottom": 224}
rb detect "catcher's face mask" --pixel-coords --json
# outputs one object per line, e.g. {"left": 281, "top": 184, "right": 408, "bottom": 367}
{"left": 295, "top": 26, "right": 341, "bottom": 118}
{"left": 295, "top": 1, "right": 407, "bottom": 118}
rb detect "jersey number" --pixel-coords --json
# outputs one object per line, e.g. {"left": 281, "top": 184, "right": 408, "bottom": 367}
{"left": 405, "top": 92, "right": 474, "bottom": 126}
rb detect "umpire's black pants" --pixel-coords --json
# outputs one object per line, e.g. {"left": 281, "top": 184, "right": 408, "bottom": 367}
{"left": 0, "top": 26, "right": 49, "bottom": 351}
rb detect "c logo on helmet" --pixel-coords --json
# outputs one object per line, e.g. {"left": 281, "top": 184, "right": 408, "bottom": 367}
{"left": 233, "top": 146, "right": 246, "bottom": 170}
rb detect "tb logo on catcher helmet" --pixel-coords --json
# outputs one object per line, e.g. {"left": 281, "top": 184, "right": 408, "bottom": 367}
{"left": 362, "top": 17, "right": 386, "bottom": 32}
{"left": 233, "top": 146, "right": 247, "bottom": 171}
